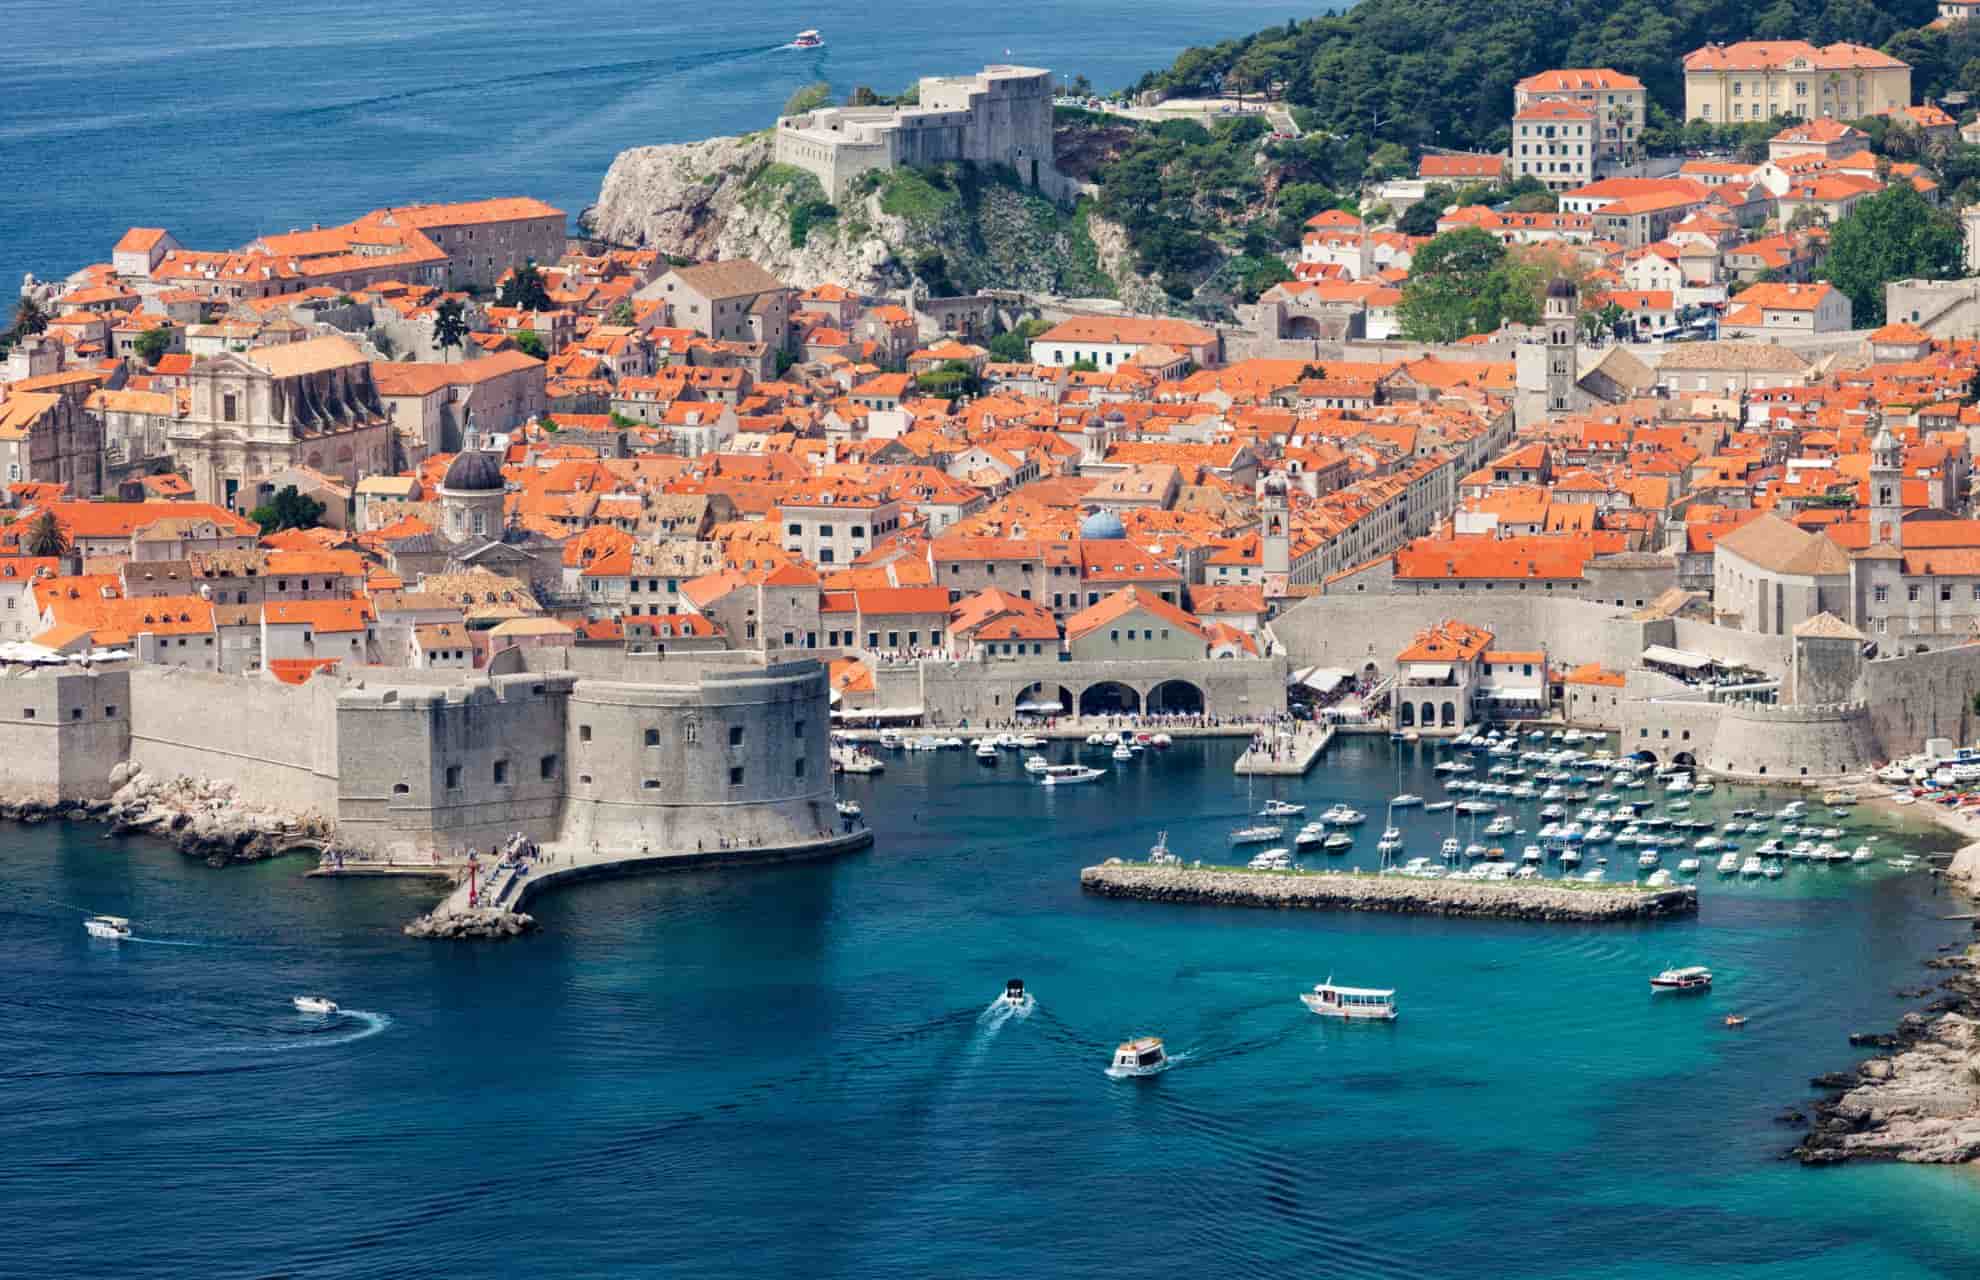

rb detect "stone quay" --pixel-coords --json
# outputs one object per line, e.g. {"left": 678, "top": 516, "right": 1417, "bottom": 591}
{"left": 1080, "top": 862, "right": 1698, "bottom": 922}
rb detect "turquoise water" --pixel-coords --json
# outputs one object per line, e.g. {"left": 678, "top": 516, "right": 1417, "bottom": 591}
{"left": 0, "top": 0, "right": 1319, "bottom": 296}
{"left": 7, "top": 737, "right": 1980, "bottom": 1277}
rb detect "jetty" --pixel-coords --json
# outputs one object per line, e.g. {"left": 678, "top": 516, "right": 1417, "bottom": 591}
{"left": 1080, "top": 861, "right": 1697, "bottom": 922}
{"left": 1234, "top": 724, "right": 1333, "bottom": 775}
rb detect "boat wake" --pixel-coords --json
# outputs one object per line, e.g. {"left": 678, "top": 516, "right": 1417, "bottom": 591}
{"left": 976, "top": 993, "right": 1034, "bottom": 1027}
{"left": 222, "top": 1009, "right": 392, "bottom": 1053}
{"left": 123, "top": 935, "right": 224, "bottom": 948}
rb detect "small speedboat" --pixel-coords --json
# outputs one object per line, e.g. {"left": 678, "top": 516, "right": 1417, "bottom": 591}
{"left": 790, "top": 28, "right": 824, "bottom": 48}
{"left": 1108, "top": 1036, "right": 1169, "bottom": 1076}
{"left": 1724, "top": 1015, "right": 1748, "bottom": 1028}
{"left": 1000, "top": 978, "right": 1027, "bottom": 1010}
{"left": 1023, "top": 754, "right": 1049, "bottom": 773}
{"left": 1112, "top": 745, "right": 1133, "bottom": 761}
{"left": 84, "top": 915, "right": 131, "bottom": 941}
{"left": 292, "top": 995, "right": 339, "bottom": 1015}
{"left": 1322, "top": 832, "right": 1354, "bottom": 852}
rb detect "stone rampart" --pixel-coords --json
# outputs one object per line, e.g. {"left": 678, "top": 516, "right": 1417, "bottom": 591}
{"left": 128, "top": 666, "right": 339, "bottom": 815}
{"left": 1271, "top": 596, "right": 1644, "bottom": 675}
{"left": 907, "top": 655, "right": 1286, "bottom": 723}
{"left": 1862, "top": 645, "right": 1980, "bottom": 760}
{"left": 1079, "top": 863, "right": 1697, "bottom": 921}
{"left": 0, "top": 668, "right": 131, "bottom": 804}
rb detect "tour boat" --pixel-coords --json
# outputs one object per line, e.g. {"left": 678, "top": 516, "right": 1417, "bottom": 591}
{"left": 835, "top": 799, "right": 862, "bottom": 818}
{"left": 1649, "top": 966, "right": 1712, "bottom": 992}
{"left": 1000, "top": 978, "right": 1027, "bottom": 1010}
{"left": 84, "top": 915, "right": 131, "bottom": 941}
{"left": 790, "top": 28, "right": 824, "bottom": 48}
{"left": 1039, "top": 764, "right": 1105, "bottom": 787}
{"left": 1301, "top": 980, "right": 1398, "bottom": 1021}
{"left": 1230, "top": 823, "right": 1283, "bottom": 845}
{"left": 292, "top": 995, "right": 339, "bottom": 1015}
{"left": 1108, "top": 1036, "right": 1169, "bottom": 1076}
{"left": 1261, "top": 799, "right": 1305, "bottom": 818}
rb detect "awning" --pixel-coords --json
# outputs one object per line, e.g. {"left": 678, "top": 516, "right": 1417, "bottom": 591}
{"left": 829, "top": 704, "right": 926, "bottom": 720}
{"left": 1482, "top": 690, "right": 1545, "bottom": 701}
{"left": 1407, "top": 662, "right": 1454, "bottom": 681}
{"left": 1296, "top": 667, "right": 1348, "bottom": 694}
{"left": 1642, "top": 644, "right": 1713, "bottom": 671}
{"left": 1015, "top": 700, "right": 1064, "bottom": 713}
{"left": 829, "top": 687, "right": 842, "bottom": 705}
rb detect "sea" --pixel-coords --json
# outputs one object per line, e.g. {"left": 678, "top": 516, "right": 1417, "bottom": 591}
{"left": 8, "top": 734, "right": 1980, "bottom": 1278}
{"left": 0, "top": 0, "right": 1323, "bottom": 301}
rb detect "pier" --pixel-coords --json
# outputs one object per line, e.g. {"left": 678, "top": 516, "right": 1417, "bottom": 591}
{"left": 1080, "top": 862, "right": 1698, "bottom": 922}
{"left": 1234, "top": 723, "right": 1334, "bottom": 775}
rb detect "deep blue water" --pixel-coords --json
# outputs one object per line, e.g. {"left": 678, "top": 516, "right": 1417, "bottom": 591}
{"left": 0, "top": 0, "right": 1320, "bottom": 299}
{"left": 7, "top": 736, "right": 1980, "bottom": 1278}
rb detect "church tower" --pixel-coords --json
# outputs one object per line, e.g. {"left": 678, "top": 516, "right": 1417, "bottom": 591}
{"left": 1260, "top": 473, "right": 1290, "bottom": 578}
{"left": 1545, "top": 277, "right": 1578, "bottom": 414}
{"left": 1869, "top": 405, "right": 1903, "bottom": 549}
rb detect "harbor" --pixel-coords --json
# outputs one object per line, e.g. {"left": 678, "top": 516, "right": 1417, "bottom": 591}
{"left": 1080, "top": 861, "right": 1698, "bottom": 921}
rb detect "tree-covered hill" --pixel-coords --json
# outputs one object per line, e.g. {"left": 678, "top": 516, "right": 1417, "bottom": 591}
{"left": 1135, "top": 0, "right": 1939, "bottom": 153}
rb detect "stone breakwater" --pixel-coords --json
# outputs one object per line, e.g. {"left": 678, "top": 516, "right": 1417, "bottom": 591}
{"left": 1079, "top": 863, "right": 1698, "bottom": 922}
{"left": 1792, "top": 944, "right": 1980, "bottom": 1165}
{"left": 404, "top": 907, "right": 535, "bottom": 940}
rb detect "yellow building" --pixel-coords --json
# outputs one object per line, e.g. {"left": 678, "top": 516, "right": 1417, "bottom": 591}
{"left": 1682, "top": 41, "right": 1910, "bottom": 125}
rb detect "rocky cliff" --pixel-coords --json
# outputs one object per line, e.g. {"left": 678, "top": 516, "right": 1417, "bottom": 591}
{"left": 590, "top": 133, "right": 1129, "bottom": 300}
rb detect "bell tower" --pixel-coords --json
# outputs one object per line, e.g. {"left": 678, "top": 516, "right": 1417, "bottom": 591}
{"left": 1545, "top": 277, "right": 1578, "bottom": 414}
{"left": 1260, "top": 473, "right": 1290, "bottom": 577}
{"left": 1869, "top": 405, "right": 1903, "bottom": 549}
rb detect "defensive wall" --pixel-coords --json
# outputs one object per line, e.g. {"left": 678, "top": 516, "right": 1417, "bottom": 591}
{"left": 0, "top": 668, "right": 132, "bottom": 805}
{"left": 1270, "top": 596, "right": 1645, "bottom": 675}
{"left": 129, "top": 667, "right": 340, "bottom": 816}
{"left": 1862, "top": 645, "right": 1980, "bottom": 757}
{"left": 862, "top": 655, "right": 1288, "bottom": 722}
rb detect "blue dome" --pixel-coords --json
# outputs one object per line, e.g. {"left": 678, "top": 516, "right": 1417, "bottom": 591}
{"left": 1080, "top": 509, "right": 1127, "bottom": 540}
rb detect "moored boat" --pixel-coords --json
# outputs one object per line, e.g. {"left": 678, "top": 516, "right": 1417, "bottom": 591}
{"left": 1040, "top": 764, "right": 1105, "bottom": 786}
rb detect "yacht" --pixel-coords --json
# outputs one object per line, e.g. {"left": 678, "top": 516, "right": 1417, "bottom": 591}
{"left": 1740, "top": 856, "right": 1764, "bottom": 876}
{"left": 790, "top": 28, "right": 824, "bottom": 48}
{"left": 1390, "top": 793, "right": 1423, "bottom": 808}
{"left": 1851, "top": 845, "right": 1874, "bottom": 864}
{"left": 1247, "top": 848, "right": 1294, "bottom": 871}
{"left": 1323, "top": 806, "right": 1367, "bottom": 826}
{"left": 1763, "top": 861, "right": 1785, "bottom": 879}
{"left": 1376, "top": 827, "right": 1404, "bottom": 856}
{"left": 1521, "top": 845, "right": 1544, "bottom": 864}
{"left": 1039, "top": 764, "right": 1105, "bottom": 787}
{"left": 1559, "top": 847, "right": 1583, "bottom": 867}
{"left": 1676, "top": 856, "right": 1701, "bottom": 873}
{"left": 1295, "top": 824, "right": 1326, "bottom": 849}
{"left": 1650, "top": 966, "right": 1713, "bottom": 992}
{"left": 1301, "top": 980, "right": 1398, "bottom": 1021}
{"left": 1108, "top": 1037, "right": 1169, "bottom": 1076}
{"left": 1323, "top": 832, "right": 1355, "bottom": 852}
{"left": 878, "top": 729, "right": 902, "bottom": 749}
{"left": 1636, "top": 850, "right": 1660, "bottom": 869}
{"left": 84, "top": 915, "right": 131, "bottom": 941}
{"left": 1261, "top": 799, "right": 1306, "bottom": 818}
{"left": 1230, "top": 823, "right": 1284, "bottom": 845}
{"left": 292, "top": 995, "right": 339, "bottom": 1015}
{"left": 1483, "top": 815, "right": 1515, "bottom": 837}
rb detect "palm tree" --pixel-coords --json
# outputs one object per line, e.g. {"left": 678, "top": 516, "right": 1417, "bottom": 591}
{"left": 23, "top": 511, "right": 68, "bottom": 558}
{"left": 434, "top": 298, "right": 469, "bottom": 363}
{"left": 9, "top": 296, "right": 48, "bottom": 340}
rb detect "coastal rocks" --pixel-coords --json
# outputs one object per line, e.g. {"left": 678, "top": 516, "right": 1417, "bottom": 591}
{"left": 404, "top": 908, "right": 535, "bottom": 941}
{"left": 1078, "top": 864, "right": 1699, "bottom": 922}
{"left": 1793, "top": 947, "right": 1980, "bottom": 1165}
{"left": 103, "top": 766, "right": 328, "bottom": 867}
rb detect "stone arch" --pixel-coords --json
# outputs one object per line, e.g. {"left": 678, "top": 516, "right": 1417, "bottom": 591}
{"left": 1419, "top": 700, "right": 1435, "bottom": 728}
{"left": 1015, "top": 682, "right": 1074, "bottom": 717}
{"left": 1630, "top": 748, "right": 1658, "bottom": 764}
{"left": 1361, "top": 662, "right": 1379, "bottom": 681}
{"left": 1399, "top": 701, "right": 1416, "bottom": 727}
{"left": 1078, "top": 681, "right": 1142, "bottom": 717}
{"left": 1286, "top": 314, "right": 1325, "bottom": 340}
{"left": 1441, "top": 701, "right": 1457, "bottom": 727}
{"left": 1672, "top": 751, "right": 1697, "bottom": 769}
{"left": 1146, "top": 679, "right": 1205, "bottom": 715}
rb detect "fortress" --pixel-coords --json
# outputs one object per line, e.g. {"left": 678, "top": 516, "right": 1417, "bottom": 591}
{"left": 773, "top": 64, "right": 1077, "bottom": 202}
{"left": 0, "top": 650, "right": 840, "bottom": 860}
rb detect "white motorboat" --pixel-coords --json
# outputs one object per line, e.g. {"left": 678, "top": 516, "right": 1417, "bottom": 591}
{"left": 790, "top": 28, "right": 824, "bottom": 48}
{"left": 1424, "top": 800, "right": 1455, "bottom": 812}
{"left": 1024, "top": 754, "right": 1050, "bottom": 773}
{"left": 1560, "top": 847, "right": 1582, "bottom": 867}
{"left": 975, "top": 742, "right": 999, "bottom": 760}
{"left": 835, "top": 799, "right": 862, "bottom": 818}
{"left": 1483, "top": 815, "right": 1515, "bottom": 837}
{"left": 1763, "top": 861, "right": 1785, "bottom": 879}
{"left": 1247, "top": 848, "right": 1294, "bottom": 870}
{"left": 1851, "top": 845, "right": 1873, "bottom": 864}
{"left": 1323, "top": 806, "right": 1367, "bottom": 826}
{"left": 1039, "top": 764, "right": 1105, "bottom": 787}
{"left": 1147, "top": 831, "right": 1181, "bottom": 865}
{"left": 1740, "top": 856, "right": 1764, "bottom": 876}
{"left": 1301, "top": 980, "right": 1398, "bottom": 1021}
{"left": 1322, "top": 832, "right": 1354, "bottom": 852}
{"left": 878, "top": 730, "right": 902, "bottom": 749}
{"left": 1646, "top": 869, "right": 1674, "bottom": 887}
{"left": 1086, "top": 732, "right": 1108, "bottom": 746}
{"left": 1112, "top": 745, "right": 1134, "bottom": 761}
{"left": 84, "top": 914, "right": 131, "bottom": 941}
{"left": 1579, "top": 867, "right": 1605, "bottom": 881}
{"left": 1716, "top": 851, "right": 1740, "bottom": 874}
{"left": 1108, "top": 1036, "right": 1169, "bottom": 1077}
{"left": 1230, "top": 824, "right": 1284, "bottom": 845}
{"left": 1441, "top": 837, "right": 1461, "bottom": 859}
{"left": 292, "top": 995, "right": 339, "bottom": 1015}
{"left": 1295, "top": 826, "right": 1325, "bottom": 848}
{"left": 1676, "top": 857, "right": 1701, "bottom": 873}
{"left": 1151, "top": 733, "right": 1173, "bottom": 748}
{"left": 1390, "top": 793, "right": 1423, "bottom": 808}
{"left": 1016, "top": 735, "right": 1045, "bottom": 749}
{"left": 1261, "top": 799, "right": 1306, "bottom": 818}
{"left": 1636, "top": 850, "right": 1660, "bottom": 868}
{"left": 999, "top": 978, "right": 1028, "bottom": 1010}
{"left": 1376, "top": 828, "right": 1404, "bottom": 856}
{"left": 1521, "top": 844, "right": 1544, "bottom": 864}
{"left": 1650, "top": 966, "right": 1712, "bottom": 992}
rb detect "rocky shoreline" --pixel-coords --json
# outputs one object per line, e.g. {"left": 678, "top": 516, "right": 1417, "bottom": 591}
{"left": 4, "top": 764, "right": 343, "bottom": 869}
{"left": 1080, "top": 862, "right": 1698, "bottom": 921}
{"left": 403, "top": 907, "right": 535, "bottom": 940}
{"left": 1791, "top": 942, "right": 1980, "bottom": 1165}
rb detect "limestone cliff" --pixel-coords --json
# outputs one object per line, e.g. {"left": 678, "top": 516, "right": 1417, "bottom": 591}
{"left": 590, "top": 134, "right": 1117, "bottom": 299}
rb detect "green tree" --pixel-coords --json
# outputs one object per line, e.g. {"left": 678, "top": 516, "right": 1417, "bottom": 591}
{"left": 1818, "top": 180, "right": 1965, "bottom": 327}
{"left": 1396, "top": 226, "right": 1540, "bottom": 343}
{"left": 249, "top": 485, "right": 325, "bottom": 534}
{"left": 607, "top": 299, "right": 636, "bottom": 326}
{"left": 913, "top": 360, "right": 983, "bottom": 400}
{"left": 539, "top": 413, "right": 560, "bottom": 433}
{"left": 515, "top": 329, "right": 547, "bottom": 359}
{"left": 434, "top": 298, "right": 469, "bottom": 362}
{"left": 783, "top": 81, "right": 831, "bottom": 116}
{"left": 989, "top": 318, "right": 1052, "bottom": 362}
{"left": 1396, "top": 191, "right": 1451, "bottom": 237}
{"left": 496, "top": 263, "right": 552, "bottom": 311}
{"left": 133, "top": 326, "right": 173, "bottom": 366}
{"left": 1068, "top": 357, "right": 1101, "bottom": 373}
{"left": 1297, "top": 362, "right": 1327, "bottom": 381}
{"left": 23, "top": 510, "right": 68, "bottom": 558}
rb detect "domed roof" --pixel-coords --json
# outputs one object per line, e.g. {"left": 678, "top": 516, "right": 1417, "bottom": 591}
{"left": 1079, "top": 509, "right": 1127, "bottom": 540}
{"left": 442, "top": 450, "right": 503, "bottom": 493}
{"left": 1545, "top": 276, "right": 1578, "bottom": 300}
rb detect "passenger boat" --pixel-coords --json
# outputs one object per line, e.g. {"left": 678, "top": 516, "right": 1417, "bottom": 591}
{"left": 292, "top": 995, "right": 339, "bottom": 1015}
{"left": 1229, "top": 823, "right": 1284, "bottom": 845}
{"left": 790, "top": 28, "right": 824, "bottom": 48}
{"left": 1108, "top": 1036, "right": 1169, "bottom": 1076}
{"left": 1649, "top": 966, "right": 1713, "bottom": 992}
{"left": 1039, "top": 764, "right": 1105, "bottom": 787}
{"left": 84, "top": 914, "right": 131, "bottom": 941}
{"left": 1300, "top": 980, "right": 1398, "bottom": 1021}
{"left": 1000, "top": 978, "right": 1027, "bottom": 1010}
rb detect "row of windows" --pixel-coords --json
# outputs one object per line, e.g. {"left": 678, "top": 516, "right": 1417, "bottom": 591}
{"left": 20, "top": 705, "right": 116, "bottom": 720}
{"left": 1872, "top": 583, "right": 1980, "bottom": 603}
{"left": 1108, "top": 627, "right": 1172, "bottom": 642}
{"left": 433, "top": 755, "right": 560, "bottom": 790}
{"left": 579, "top": 722, "right": 801, "bottom": 747}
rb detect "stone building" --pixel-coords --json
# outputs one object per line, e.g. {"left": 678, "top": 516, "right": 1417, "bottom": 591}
{"left": 1681, "top": 42, "right": 1910, "bottom": 125}
{"left": 370, "top": 351, "right": 547, "bottom": 461}
{"left": 435, "top": 449, "right": 508, "bottom": 542}
{"left": 1514, "top": 69, "right": 1647, "bottom": 169}
{"left": 773, "top": 64, "right": 1075, "bottom": 202}
{"left": 169, "top": 336, "right": 392, "bottom": 510}
{"left": 0, "top": 389, "right": 104, "bottom": 497}
{"left": 638, "top": 261, "right": 791, "bottom": 347}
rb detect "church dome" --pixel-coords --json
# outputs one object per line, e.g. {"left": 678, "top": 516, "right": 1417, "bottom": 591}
{"left": 442, "top": 450, "right": 503, "bottom": 493}
{"left": 1079, "top": 509, "right": 1127, "bottom": 540}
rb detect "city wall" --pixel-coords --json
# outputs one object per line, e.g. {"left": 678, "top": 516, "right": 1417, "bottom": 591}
{"left": 875, "top": 655, "right": 1288, "bottom": 723}
{"left": 126, "top": 667, "right": 340, "bottom": 816}
{"left": 1270, "top": 596, "right": 1644, "bottom": 676}
{"left": 0, "top": 669, "right": 131, "bottom": 804}
{"left": 1862, "top": 645, "right": 1980, "bottom": 758}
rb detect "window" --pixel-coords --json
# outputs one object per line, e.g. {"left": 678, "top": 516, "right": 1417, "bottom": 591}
{"left": 645, "top": 728, "right": 660, "bottom": 746}
{"left": 685, "top": 719, "right": 698, "bottom": 744}
{"left": 540, "top": 755, "right": 558, "bottom": 780}
{"left": 392, "top": 783, "right": 410, "bottom": 795}
{"left": 729, "top": 725, "right": 744, "bottom": 747}
{"left": 728, "top": 765, "right": 745, "bottom": 786}
{"left": 794, "top": 758, "right": 806, "bottom": 778}
{"left": 1908, "top": 585, "right": 1921, "bottom": 603}
{"left": 105, "top": 705, "right": 117, "bottom": 716}
{"left": 445, "top": 765, "right": 461, "bottom": 790}
{"left": 642, "top": 778, "right": 660, "bottom": 789}
{"left": 71, "top": 706, "right": 82, "bottom": 718}
{"left": 20, "top": 708, "right": 33, "bottom": 720}
{"left": 1874, "top": 585, "right": 1888, "bottom": 603}
{"left": 222, "top": 392, "right": 238, "bottom": 422}
{"left": 580, "top": 724, "right": 592, "bottom": 742}
{"left": 493, "top": 760, "right": 508, "bottom": 784}
{"left": 793, "top": 719, "right": 805, "bottom": 740}
{"left": 1943, "top": 585, "right": 1954, "bottom": 603}
{"left": 787, "top": 522, "right": 802, "bottom": 536}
